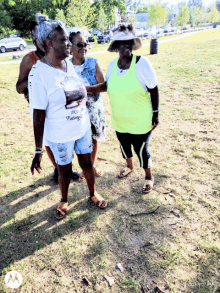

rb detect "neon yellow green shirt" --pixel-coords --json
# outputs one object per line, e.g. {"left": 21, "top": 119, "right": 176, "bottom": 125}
{"left": 107, "top": 54, "right": 153, "bottom": 134}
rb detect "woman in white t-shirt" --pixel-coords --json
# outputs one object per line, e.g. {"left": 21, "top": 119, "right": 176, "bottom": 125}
{"left": 29, "top": 14, "right": 107, "bottom": 219}
{"left": 86, "top": 24, "right": 160, "bottom": 194}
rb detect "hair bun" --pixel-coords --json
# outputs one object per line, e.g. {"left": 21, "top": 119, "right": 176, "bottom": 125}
{"left": 36, "top": 13, "right": 49, "bottom": 24}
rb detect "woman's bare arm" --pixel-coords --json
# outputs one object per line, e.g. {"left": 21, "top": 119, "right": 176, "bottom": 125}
{"left": 147, "top": 86, "right": 159, "bottom": 130}
{"left": 30, "top": 109, "right": 45, "bottom": 175}
{"left": 95, "top": 61, "right": 105, "bottom": 83}
{"left": 16, "top": 54, "right": 32, "bottom": 95}
{"left": 86, "top": 81, "right": 107, "bottom": 93}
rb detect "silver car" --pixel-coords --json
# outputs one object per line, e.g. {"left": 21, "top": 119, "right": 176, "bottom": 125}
{"left": 0, "top": 37, "right": 27, "bottom": 53}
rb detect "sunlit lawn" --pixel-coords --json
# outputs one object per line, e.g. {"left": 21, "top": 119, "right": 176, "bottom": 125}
{"left": 0, "top": 29, "right": 220, "bottom": 292}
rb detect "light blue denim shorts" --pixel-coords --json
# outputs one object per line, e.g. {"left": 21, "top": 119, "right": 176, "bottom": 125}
{"left": 46, "top": 128, "right": 93, "bottom": 166}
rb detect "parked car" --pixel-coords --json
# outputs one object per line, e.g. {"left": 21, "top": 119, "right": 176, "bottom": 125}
{"left": 164, "top": 27, "right": 171, "bottom": 33}
{"left": 183, "top": 25, "right": 191, "bottom": 32}
{"left": 143, "top": 31, "right": 149, "bottom": 38}
{"left": 0, "top": 37, "right": 27, "bottom": 53}
{"left": 170, "top": 27, "right": 177, "bottom": 33}
{"left": 88, "top": 35, "right": 94, "bottom": 42}
{"left": 157, "top": 28, "right": 164, "bottom": 37}
{"left": 97, "top": 34, "right": 110, "bottom": 44}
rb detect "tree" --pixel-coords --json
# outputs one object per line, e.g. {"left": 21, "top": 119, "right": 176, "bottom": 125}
{"left": 197, "top": 7, "right": 207, "bottom": 24}
{"left": 102, "top": 0, "right": 126, "bottom": 25}
{"left": 128, "top": 0, "right": 143, "bottom": 13}
{"left": 148, "top": 2, "right": 168, "bottom": 28}
{"left": 208, "top": 4, "right": 219, "bottom": 23}
{"left": 187, "top": 0, "right": 204, "bottom": 8}
{"left": 96, "top": 7, "right": 108, "bottom": 32}
{"left": 216, "top": 1, "right": 220, "bottom": 13}
{"left": 66, "top": 0, "right": 95, "bottom": 29}
{"left": 136, "top": 4, "right": 149, "bottom": 14}
{"left": 55, "top": 9, "right": 66, "bottom": 24}
{"left": 189, "top": 6, "right": 202, "bottom": 26}
{"left": 176, "top": 4, "right": 190, "bottom": 27}
{"left": 0, "top": 6, "right": 13, "bottom": 36}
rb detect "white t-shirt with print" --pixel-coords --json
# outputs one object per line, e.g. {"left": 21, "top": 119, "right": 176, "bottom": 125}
{"left": 28, "top": 59, "right": 90, "bottom": 143}
{"left": 106, "top": 56, "right": 157, "bottom": 90}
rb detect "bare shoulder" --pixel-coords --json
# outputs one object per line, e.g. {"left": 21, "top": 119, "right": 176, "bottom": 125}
{"left": 17, "top": 53, "right": 33, "bottom": 83}
{"left": 20, "top": 53, "right": 32, "bottom": 71}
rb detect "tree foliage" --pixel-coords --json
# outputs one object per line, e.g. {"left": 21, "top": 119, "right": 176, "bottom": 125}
{"left": 95, "top": 7, "right": 108, "bottom": 32}
{"left": 208, "top": 4, "right": 219, "bottom": 23}
{"left": 0, "top": 6, "right": 13, "bottom": 36}
{"left": 55, "top": 9, "right": 66, "bottom": 23}
{"left": 148, "top": 2, "right": 167, "bottom": 27}
{"left": 187, "top": 0, "right": 204, "bottom": 8}
{"left": 176, "top": 4, "right": 189, "bottom": 26}
{"left": 66, "top": 0, "right": 95, "bottom": 29}
{"left": 216, "top": 1, "right": 220, "bottom": 13}
{"left": 102, "top": 0, "right": 126, "bottom": 25}
{"left": 189, "top": 6, "right": 202, "bottom": 26}
{"left": 136, "top": 4, "right": 149, "bottom": 14}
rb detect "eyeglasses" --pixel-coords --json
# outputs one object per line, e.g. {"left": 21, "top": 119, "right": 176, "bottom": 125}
{"left": 72, "top": 42, "right": 89, "bottom": 48}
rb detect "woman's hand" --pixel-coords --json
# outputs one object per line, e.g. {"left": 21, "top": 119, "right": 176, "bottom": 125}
{"left": 152, "top": 112, "right": 159, "bottom": 130}
{"left": 31, "top": 154, "right": 43, "bottom": 175}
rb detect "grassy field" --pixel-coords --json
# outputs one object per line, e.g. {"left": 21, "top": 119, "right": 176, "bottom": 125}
{"left": 0, "top": 29, "right": 220, "bottom": 292}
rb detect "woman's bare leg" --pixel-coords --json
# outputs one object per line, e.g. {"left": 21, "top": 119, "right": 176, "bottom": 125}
{"left": 77, "top": 153, "right": 95, "bottom": 196}
{"left": 45, "top": 146, "right": 57, "bottom": 168}
{"left": 57, "top": 162, "right": 72, "bottom": 202}
{"left": 91, "top": 138, "right": 97, "bottom": 166}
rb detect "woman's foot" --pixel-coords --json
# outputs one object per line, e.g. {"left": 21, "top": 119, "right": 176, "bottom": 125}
{"left": 118, "top": 166, "right": 133, "bottom": 178}
{"left": 55, "top": 201, "right": 69, "bottom": 220}
{"left": 142, "top": 177, "right": 154, "bottom": 193}
{"left": 79, "top": 172, "right": 86, "bottom": 183}
{"left": 94, "top": 167, "right": 102, "bottom": 177}
{"left": 90, "top": 192, "right": 107, "bottom": 209}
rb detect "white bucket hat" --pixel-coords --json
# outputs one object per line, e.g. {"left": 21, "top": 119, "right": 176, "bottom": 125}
{"left": 107, "top": 24, "right": 142, "bottom": 52}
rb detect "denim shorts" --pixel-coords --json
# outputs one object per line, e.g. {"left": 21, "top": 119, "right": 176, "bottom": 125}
{"left": 46, "top": 128, "right": 93, "bottom": 166}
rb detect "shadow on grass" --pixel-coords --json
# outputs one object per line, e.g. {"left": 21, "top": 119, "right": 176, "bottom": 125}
{"left": 0, "top": 172, "right": 117, "bottom": 274}
{"left": 1, "top": 170, "right": 219, "bottom": 292}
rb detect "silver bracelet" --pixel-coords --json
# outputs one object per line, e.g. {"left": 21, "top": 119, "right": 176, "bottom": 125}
{"left": 153, "top": 110, "right": 160, "bottom": 113}
{"left": 35, "top": 148, "right": 44, "bottom": 154}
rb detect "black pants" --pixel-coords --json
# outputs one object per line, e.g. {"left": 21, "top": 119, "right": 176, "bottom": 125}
{"left": 116, "top": 130, "right": 152, "bottom": 169}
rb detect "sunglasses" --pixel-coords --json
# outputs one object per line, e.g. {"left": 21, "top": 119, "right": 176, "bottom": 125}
{"left": 72, "top": 42, "right": 89, "bottom": 48}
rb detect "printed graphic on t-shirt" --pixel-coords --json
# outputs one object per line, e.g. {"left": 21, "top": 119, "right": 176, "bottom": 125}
{"left": 61, "top": 75, "right": 87, "bottom": 122}
{"left": 64, "top": 89, "right": 86, "bottom": 109}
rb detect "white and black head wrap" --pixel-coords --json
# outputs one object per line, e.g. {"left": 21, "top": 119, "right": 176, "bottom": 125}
{"left": 36, "top": 13, "right": 66, "bottom": 46}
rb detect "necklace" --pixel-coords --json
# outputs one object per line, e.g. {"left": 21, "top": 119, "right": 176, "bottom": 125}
{"left": 118, "top": 58, "right": 131, "bottom": 73}
{"left": 44, "top": 57, "right": 67, "bottom": 72}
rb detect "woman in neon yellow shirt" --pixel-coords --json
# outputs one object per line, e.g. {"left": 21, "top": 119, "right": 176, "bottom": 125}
{"left": 86, "top": 25, "right": 159, "bottom": 193}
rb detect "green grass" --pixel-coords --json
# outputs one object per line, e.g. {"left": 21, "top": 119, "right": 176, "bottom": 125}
{"left": 0, "top": 28, "right": 220, "bottom": 292}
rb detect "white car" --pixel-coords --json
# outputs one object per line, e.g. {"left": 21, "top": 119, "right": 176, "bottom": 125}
{"left": 0, "top": 37, "right": 27, "bottom": 53}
